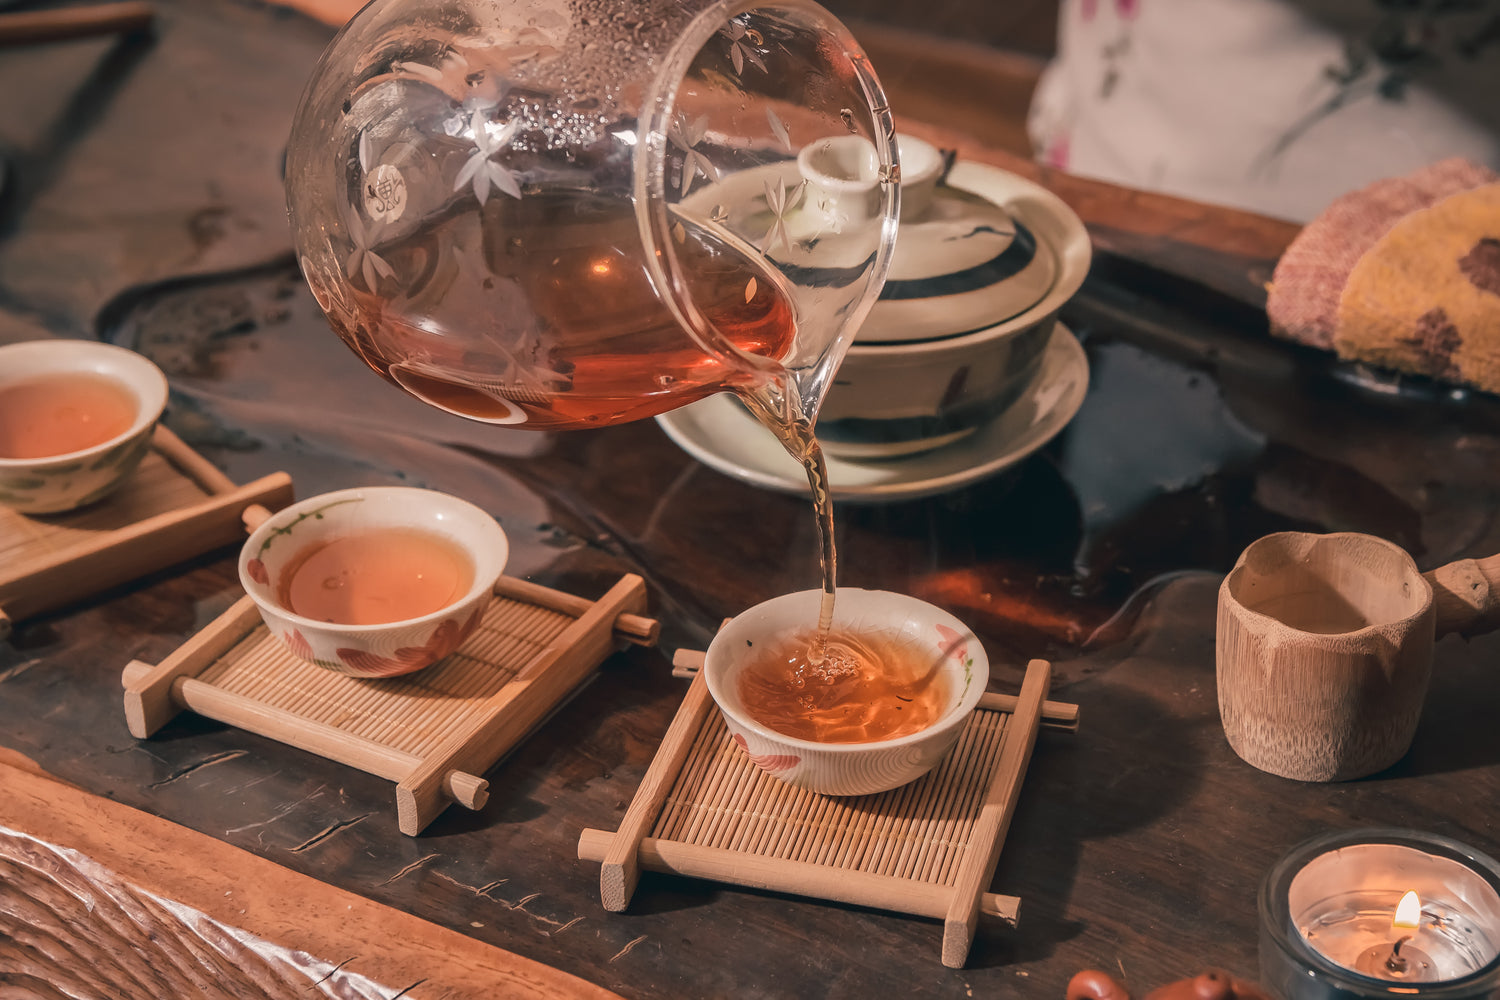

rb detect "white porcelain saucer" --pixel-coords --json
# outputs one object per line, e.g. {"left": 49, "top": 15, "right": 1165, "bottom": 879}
{"left": 656, "top": 323, "right": 1089, "bottom": 503}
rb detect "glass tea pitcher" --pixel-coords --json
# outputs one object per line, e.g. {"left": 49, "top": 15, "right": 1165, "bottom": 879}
{"left": 285, "top": 0, "right": 900, "bottom": 431}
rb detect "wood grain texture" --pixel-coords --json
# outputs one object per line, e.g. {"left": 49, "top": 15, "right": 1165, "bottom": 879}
{"left": 396, "top": 574, "right": 649, "bottom": 834}
{"left": 123, "top": 594, "right": 265, "bottom": 739}
{"left": 577, "top": 829, "right": 1022, "bottom": 924}
{"left": 599, "top": 661, "right": 717, "bottom": 912}
{"left": 492, "top": 574, "right": 659, "bottom": 645}
{"left": 1425, "top": 554, "right": 1500, "bottom": 637}
{"left": 0, "top": 754, "right": 622, "bottom": 1000}
{"left": 1216, "top": 533, "right": 1435, "bottom": 781}
{"left": 122, "top": 657, "right": 491, "bottom": 808}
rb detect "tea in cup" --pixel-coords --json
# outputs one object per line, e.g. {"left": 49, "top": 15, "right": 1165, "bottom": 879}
{"left": 0, "top": 340, "right": 169, "bottom": 513}
{"left": 239, "top": 486, "right": 509, "bottom": 677}
{"left": 704, "top": 588, "right": 989, "bottom": 796}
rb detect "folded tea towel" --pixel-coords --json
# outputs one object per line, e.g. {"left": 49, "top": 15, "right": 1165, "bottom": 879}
{"left": 1268, "top": 159, "right": 1500, "bottom": 392}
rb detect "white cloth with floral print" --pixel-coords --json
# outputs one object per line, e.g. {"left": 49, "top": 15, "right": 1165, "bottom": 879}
{"left": 1028, "top": 0, "right": 1500, "bottom": 222}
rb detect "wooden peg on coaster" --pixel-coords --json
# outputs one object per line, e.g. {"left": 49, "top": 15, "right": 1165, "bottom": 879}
{"left": 492, "top": 575, "right": 659, "bottom": 647}
{"left": 121, "top": 658, "right": 491, "bottom": 812}
{"left": 598, "top": 664, "right": 715, "bottom": 911}
{"left": 242, "top": 504, "right": 272, "bottom": 532}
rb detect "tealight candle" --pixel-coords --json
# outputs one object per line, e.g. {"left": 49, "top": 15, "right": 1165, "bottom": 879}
{"left": 1261, "top": 830, "right": 1500, "bottom": 1000}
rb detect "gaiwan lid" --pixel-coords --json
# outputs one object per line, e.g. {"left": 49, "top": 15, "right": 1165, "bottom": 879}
{"left": 856, "top": 135, "right": 1057, "bottom": 344}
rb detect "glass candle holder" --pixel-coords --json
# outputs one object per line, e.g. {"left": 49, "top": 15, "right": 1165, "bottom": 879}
{"left": 1261, "top": 829, "right": 1500, "bottom": 1000}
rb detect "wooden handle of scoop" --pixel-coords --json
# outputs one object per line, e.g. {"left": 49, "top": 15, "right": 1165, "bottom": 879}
{"left": 1424, "top": 554, "right": 1500, "bottom": 637}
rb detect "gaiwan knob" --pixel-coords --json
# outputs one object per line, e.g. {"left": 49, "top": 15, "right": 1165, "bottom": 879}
{"left": 1066, "top": 969, "right": 1272, "bottom": 1000}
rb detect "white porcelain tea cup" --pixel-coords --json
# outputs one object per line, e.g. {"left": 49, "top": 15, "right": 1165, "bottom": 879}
{"left": 704, "top": 588, "right": 989, "bottom": 796}
{"left": 0, "top": 340, "right": 168, "bottom": 513}
{"left": 239, "top": 486, "right": 508, "bottom": 678}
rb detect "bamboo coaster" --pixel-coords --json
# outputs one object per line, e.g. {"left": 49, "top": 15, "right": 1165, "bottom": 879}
{"left": 122, "top": 573, "right": 659, "bottom": 835}
{"left": 578, "top": 653, "right": 1075, "bottom": 968}
{"left": 0, "top": 425, "right": 293, "bottom": 639}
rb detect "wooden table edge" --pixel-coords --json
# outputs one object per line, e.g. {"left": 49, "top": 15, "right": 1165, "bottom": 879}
{"left": 0, "top": 748, "right": 624, "bottom": 1000}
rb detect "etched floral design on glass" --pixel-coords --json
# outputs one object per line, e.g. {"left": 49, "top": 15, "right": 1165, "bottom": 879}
{"left": 453, "top": 107, "right": 522, "bottom": 206}
{"left": 760, "top": 176, "right": 805, "bottom": 257}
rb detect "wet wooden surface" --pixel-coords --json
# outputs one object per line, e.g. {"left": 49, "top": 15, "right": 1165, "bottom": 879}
{"left": 4, "top": 3, "right": 1500, "bottom": 998}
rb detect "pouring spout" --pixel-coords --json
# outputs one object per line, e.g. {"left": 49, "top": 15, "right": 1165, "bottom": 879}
{"left": 734, "top": 358, "right": 836, "bottom": 433}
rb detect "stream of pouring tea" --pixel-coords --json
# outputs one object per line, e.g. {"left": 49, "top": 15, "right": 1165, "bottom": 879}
{"left": 739, "top": 385, "right": 838, "bottom": 662}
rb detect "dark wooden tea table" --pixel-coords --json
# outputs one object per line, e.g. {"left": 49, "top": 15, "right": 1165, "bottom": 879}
{"left": 3, "top": 3, "right": 1499, "bottom": 998}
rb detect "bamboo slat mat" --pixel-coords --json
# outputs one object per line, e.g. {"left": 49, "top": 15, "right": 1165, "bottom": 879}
{"left": 0, "top": 426, "right": 294, "bottom": 633}
{"left": 196, "top": 596, "right": 575, "bottom": 758}
{"left": 650, "top": 706, "right": 1011, "bottom": 879}
{"left": 580, "top": 656, "right": 1071, "bottom": 967}
{"left": 123, "top": 573, "right": 656, "bottom": 835}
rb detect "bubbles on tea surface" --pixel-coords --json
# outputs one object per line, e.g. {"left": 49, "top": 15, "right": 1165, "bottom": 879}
{"left": 799, "top": 636, "right": 864, "bottom": 684}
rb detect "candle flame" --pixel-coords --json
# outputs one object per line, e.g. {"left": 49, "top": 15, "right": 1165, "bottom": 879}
{"left": 1394, "top": 890, "right": 1422, "bottom": 929}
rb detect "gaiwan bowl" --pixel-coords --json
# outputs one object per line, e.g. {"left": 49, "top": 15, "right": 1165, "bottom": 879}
{"left": 0, "top": 340, "right": 168, "bottom": 513}
{"left": 238, "top": 486, "right": 508, "bottom": 678}
{"left": 818, "top": 135, "right": 1091, "bottom": 459}
{"left": 704, "top": 588, "right": 989, "bottom": 796}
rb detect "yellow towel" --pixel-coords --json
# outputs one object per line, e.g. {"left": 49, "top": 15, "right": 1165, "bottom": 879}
{"left": 1334, "top": 183, "right": 1500, "bottom": 391}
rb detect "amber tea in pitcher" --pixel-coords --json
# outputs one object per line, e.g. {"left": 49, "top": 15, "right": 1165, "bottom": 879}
{"left": 333, "top": 193, "right": 798, "bottom": 430}
{"left": 285, "top": 0, "right": 896, "bottom": 435}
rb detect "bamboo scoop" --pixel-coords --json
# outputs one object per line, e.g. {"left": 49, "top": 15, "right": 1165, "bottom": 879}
{"left": 1216, "top": 531, "right": 1500, "bottom": 782}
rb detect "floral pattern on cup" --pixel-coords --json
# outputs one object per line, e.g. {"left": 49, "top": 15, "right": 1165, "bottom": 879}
{"left": 0, "top": 426, "right": 155, "bottom": 512}
{"left": 0, "top": 341, "right": 168, "bottom": 514}
{"left": 250, "top": 497, "right": 363, "bottom": 563}
{"left": 732, "top": 733, "right": 800, "bottom": 774}
{"left": 284, "top": 628, "right": 315, "bottom": 661}
{"left": 270, "top": 593, "right": 487, "bottom": 678}
{"left": 239, "top": 486, "right": 509, "bottom": 680}
{"left": 334, "top": 606, "right": 485, "bottom": 677}
{"left": 274, "top": 627, "right": 342, "bottom": 672}
{"left": 934, "top": 623, "right": 975, "bottom": 694}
